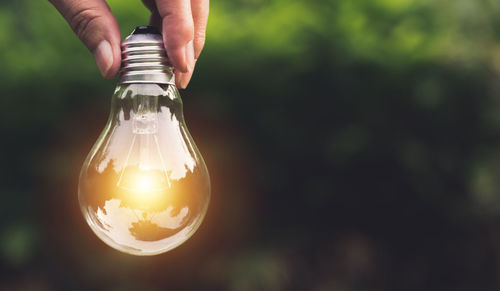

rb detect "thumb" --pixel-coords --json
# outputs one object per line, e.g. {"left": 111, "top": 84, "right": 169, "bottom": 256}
{"left": 50, "top": 0, "right": 121, "bottom": 78}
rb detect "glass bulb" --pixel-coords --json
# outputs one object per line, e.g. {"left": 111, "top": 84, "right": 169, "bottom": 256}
{"left": 78, "top": 26, "right": 210, "bottom": 256}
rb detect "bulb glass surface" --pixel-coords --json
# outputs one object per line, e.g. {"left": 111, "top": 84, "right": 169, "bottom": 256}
{"left": 78, "top": 83, "right": 210, "bottom": 255}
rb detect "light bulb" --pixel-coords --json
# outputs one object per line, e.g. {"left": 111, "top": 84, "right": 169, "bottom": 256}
{"left": 78, "top": 26, "right": 210, "bottom": 256}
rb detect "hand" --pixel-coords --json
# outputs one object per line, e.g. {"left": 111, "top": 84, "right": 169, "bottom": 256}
{"left": 49, "top": 0, "right": 209, "bottom": 89}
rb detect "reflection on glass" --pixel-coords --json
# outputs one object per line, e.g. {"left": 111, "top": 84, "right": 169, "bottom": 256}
{"left": 79, "top": 83, "right": 210, "bottom": 256}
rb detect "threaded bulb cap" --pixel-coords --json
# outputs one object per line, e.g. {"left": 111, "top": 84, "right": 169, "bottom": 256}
{"left": 119, "top": 26, "right": 174, "bottom": 85}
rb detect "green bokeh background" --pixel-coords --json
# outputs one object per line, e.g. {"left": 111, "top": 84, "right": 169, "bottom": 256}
{"left": 2, "top": 0, "right": 500, "bottom": 290}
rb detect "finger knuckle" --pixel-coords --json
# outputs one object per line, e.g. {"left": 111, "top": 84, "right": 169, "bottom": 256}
{"left": 165, "top": 14, "right": 194, "bottom": 34}
{"left": 179, "top": 22, "right": 194, "bottom": 38}
{"left": 69, "top": 8, "right": 101, "bottom": 40}
{"left": 194, "top": 30, "right": 206, "bottom": 40}
{"left": 181, "top": 23, "right": 194, "bottom": 40}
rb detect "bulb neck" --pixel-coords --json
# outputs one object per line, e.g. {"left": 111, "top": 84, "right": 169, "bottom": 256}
{"left": 119, "top": 26, "right": 174, "bottom": 85}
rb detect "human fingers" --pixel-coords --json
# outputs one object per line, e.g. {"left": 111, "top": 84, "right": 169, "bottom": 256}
{"left": 49, "top": 0, "right": 122, "bottom": 78}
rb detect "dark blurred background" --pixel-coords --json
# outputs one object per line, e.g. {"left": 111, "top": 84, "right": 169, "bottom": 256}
{"left": 2, "top": 0, "right": 500, "bottom": 290}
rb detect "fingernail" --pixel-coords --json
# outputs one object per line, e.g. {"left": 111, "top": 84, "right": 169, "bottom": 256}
{"left": 94, "top": 40, "right": 113, "bottom": 78}
{"left": 179, "top": 59, "right": 196, "bottom": 89}
{"left": 184, "top": 40, "right": 195, "bottom": 73}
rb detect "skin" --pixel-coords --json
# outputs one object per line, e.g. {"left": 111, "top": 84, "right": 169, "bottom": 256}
{"left": 49, "top": 0, "right": 209, "bottom": 89}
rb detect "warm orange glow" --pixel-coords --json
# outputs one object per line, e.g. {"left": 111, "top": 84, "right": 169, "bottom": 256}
{"left": 134, "top": 173, "right": 155, "bottom": 191}
{"left": 116, "top": 167, "right": 171, "bottom": 210}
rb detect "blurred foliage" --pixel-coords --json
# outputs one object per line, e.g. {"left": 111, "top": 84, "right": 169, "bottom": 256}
{"left": 3, "top": 0, "right": 500, "bottom": 290}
